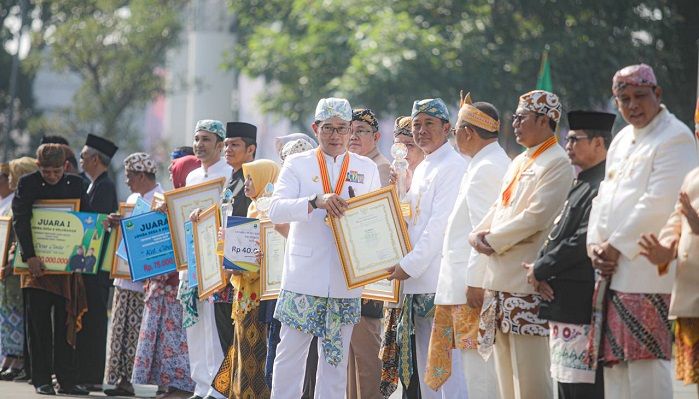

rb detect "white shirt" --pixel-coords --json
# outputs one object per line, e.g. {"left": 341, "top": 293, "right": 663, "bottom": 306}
{"left": 400, "top": 141, "right": 468, "bottom": 294}
{"left": 588, "top": 106, "right": 699, "bottom": 294}
{"left": 179, "top": 158, "right": 233, "bottom": 283}
{"left": 435, "top": 142, "right": 510, "bottom": 304}
{"left": 0, "top": 192, "right": 14, "bottom": 216}
{"left": 269, "top": 150, "right": 381, "bottom": 298}
{"left": 114, "top": 183, "right": 164, "bottom": 292}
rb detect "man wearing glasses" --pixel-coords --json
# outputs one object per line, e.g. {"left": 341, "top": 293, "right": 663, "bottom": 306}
{"left": 470, "top": 90, "right": 573, "bottom": 399}
{"left": 268, "top": 97, "right": 380, "bottom": 399}
{"left": 523, "top": 110, "right": 615, "bottom": 399}
{"left": 345, "top": 107, "right": 389, "bottom": 399}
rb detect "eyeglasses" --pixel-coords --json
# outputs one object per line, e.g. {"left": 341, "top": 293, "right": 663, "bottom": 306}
{"left": 320, "top": 125, "right": 351, "bottom": 136}
{"left": 350, "top": 129, "right": 374, "bottom": 137}
{"left": 512, "top": 112, "right": 541, "bottom": 124}
{"left": 565, "top": 135, "right": 591, "bottom": 144}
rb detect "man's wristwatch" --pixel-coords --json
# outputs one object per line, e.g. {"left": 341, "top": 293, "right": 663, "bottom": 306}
{"left": 309, "top": 193, "right": 318, "bottom": 209}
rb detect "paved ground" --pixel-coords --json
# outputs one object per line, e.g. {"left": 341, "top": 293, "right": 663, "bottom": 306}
{"left": 0, "top": 377, "right": 696, "bottom": 398}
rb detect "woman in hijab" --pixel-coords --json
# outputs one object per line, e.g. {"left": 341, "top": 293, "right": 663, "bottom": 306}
{"left": 213, "top": 159, "right": 280, "bottom": 399}
{"left": 131, "top": 154, "right": 200, "bottom": 398}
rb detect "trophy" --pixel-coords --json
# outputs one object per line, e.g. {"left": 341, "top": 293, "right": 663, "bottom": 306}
{"left": 255, "top": 182, "right": 275, "bottom": 220}
{"left": 390, "top": 143, "right": 409, "bottom": 201}
{"left": 216, "top": 188, "right": 234, "bottom": 256}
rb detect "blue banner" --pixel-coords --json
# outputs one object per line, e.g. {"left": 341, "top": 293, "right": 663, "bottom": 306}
{"left": 120, "top": 211, "right": 176, "bottom": 281}
{"left": 185, "top": 221, "right": 197, "bottom": 288}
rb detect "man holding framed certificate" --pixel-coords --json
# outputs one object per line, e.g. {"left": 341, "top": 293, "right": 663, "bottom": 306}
{"left": 385, "top": 98, "right": 468, "bottom": 398}
{"left": 179, "top": 119, "right": 231, "bottom": 399}
{"left": 12, "top": 144, "right": 89, "bottom": 396}
{"left": 268, "top": 97, "right": 380, "bottom": 399}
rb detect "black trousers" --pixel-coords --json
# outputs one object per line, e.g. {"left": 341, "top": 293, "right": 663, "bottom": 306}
{"left": 403, "top": 333, "right": 421, "bottom": 399}
{"left": 22, "top": 288, "right": 31, "bottom": 377}
{"left": 25, "top": 288, "right": 77, "bottom": 388}
{"left": 214, "top": 301, "right": 234, "bottom": 353}
{"left": 558, "top": 366, "right": 605, "bottom": 399}
{"left": 76, "top": 271, "right": 110, "bottom": 384}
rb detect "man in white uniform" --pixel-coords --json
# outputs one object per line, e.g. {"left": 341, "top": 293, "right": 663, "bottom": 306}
{"left": 587, "top": 63, "right": 699, "bottom": 399}
{"left": 386, "top": 98, "right": 468, "bottom": 398}
{"left": 180, "top": 120, "right": 232, "bottom": 399}
{"left": 427, "top": 93, "right": 509, "bottom": 399}
{"left": 268, "top": 98, "right": 380, "bottom": 399}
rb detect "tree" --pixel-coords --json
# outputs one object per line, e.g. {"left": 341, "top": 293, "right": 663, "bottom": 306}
{"left": 226, "top": 0, "right": 699, "bottom": 136}
{"left": 31, "top": 0, "right": 185, "bottom": 151}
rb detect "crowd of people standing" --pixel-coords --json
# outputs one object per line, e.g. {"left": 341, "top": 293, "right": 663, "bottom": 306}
{"left": 0, "top": 62, "right": 697, "bottom": 399}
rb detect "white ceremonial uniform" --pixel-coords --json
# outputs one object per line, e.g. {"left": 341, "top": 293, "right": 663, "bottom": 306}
{"left": 587, "top": 106, "right": 698, "bottom": 399}
{"left": 400, "top": 141, "right": 468, "bottom": 399}
{"left": 181, "top": 158, "right": 231, "bottom": 399}
{"left": 434, "top": 141, "right": 509, "bottom": 399}
{"left": 268, "top": 150, "right": 380, "bottom": 399}
{"left": 114, "top": 183, "right": 164, "bottom": 293}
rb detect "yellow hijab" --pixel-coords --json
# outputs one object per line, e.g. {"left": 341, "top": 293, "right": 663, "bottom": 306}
{"left": 241, "top": 159, "right": 280, "bottom": 218}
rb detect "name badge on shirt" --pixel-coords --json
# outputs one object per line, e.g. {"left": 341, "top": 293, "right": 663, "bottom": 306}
{"left": 345, "top": 170, "right": 365, "bottom": 184}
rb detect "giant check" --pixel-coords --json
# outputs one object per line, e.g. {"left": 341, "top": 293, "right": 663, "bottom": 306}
{"left": 121, "top": 211, "right": 177, "bottom": 281}
{"left": 14, "top": 209, "right": 108, "bottom": 274}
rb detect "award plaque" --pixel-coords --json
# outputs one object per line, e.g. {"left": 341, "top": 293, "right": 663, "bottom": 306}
{"left": 163, "top": 177, "right": 226, "bottom": 271}
{"left": 33, "top": 198, "right": 81, "bottom": 211}
{"left": 193, "top": 204, "right": 225, "bottom": 299}
{"left": 110, "top": 203, "right": 135, "bottom": 279}
{"left": 328, "top": 185, "right": 412, "bottom": 289}
{"left": 259, "top": 221, "right": 286, "bottom": 300}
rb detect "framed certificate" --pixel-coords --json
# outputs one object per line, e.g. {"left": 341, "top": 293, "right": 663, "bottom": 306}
{"left": 328, "top": 185, "right": 412, "bottom": 289}
{"left": 33, "top": 198, "right": 81, "bottom": 211}
{"left": 152, "top": 192, "right": 165, "bottom": 209}
{"left": 362, "top": 279, "right": 401, "bottom": 303}
{"left": 110, "top": 203, "right": 135, "bottom": 279}
{"left": 223, "top": 216, "right": 260, "bottom": 272}
{"left": 259, "top": 221, "right": 286, "bottom": 300}
{"left": 163, "top": 178, "right": 226, "bottom": 271}
{"left": 193, "top": 204, "right": 225, "bottom": 299}
{"left": 0, "top": 216, "right": 11, "bottom": 269}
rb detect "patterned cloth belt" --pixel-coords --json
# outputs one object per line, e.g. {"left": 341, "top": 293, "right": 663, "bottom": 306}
{"left": 177, "top": 279, "right": 199, "bottom": 329}
{"left": 397, "top": 293, "right": 435, "bottom": 388}
{"left": 274, "top": 289, "right": 360, "bottom": 366}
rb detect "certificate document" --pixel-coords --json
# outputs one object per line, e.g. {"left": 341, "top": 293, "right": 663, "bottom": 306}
{"left": 14, "top": 209, "right": 109, "bottom": 274}
{"left": 109, "top": 203, "right": 134, "bottom": 278}
{"left": 121, "top": 211, "right": 176, "bottom": 281}
{"left": 185, "top": 221, "right": 198, "bottom": 289}
{"left": 329, "top": 186, "right": 411, "bottom": 289}
{"left": 194, "top": 204, "right": 225, "bottom": 299}
{"left": 362, "top": 278, "right": 401, "bottom": 303}
{"left": 260, "top": 221, "right": 285, "bottom": 300}
{"left": 163, "top": 178, "right": 226, "bottom": 271}
{"left": 223, "top": 216, "right": 260, "bottom": 272}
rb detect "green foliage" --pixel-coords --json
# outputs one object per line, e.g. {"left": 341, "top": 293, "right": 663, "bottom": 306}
{"left": 34, "top": 0, "right": 184, "bottom": 146}
{"left": 227, "top": 0, "right": 699, "bottom": 132}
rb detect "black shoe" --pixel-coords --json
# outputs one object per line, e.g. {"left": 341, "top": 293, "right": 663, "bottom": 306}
{"left": 82, "top": 382, "right": 103, "bottom": 391}
{"left": 0, "top": 368, "right": 22, "bottom": 381}
{"left": 187, "top": 395, "right": 204, "bottom": 399}
{"left": 35, "top": 384, "right": 56, "bottom": 395}
{"left": 57, "top": 385, "right": 90, "bottom": 395}
{"left": 12, "top": 370, "right": 29, "bottom": 382}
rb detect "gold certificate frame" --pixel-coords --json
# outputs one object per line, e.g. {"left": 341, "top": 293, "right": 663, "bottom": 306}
{"left": 328, "top": 185, "right": 412, "bottom": 289}
{"left": 14, "top": 198, "right": 82, "bottom": 275}
{"left": 194, "top": 204, "right": 225, "bottom": 299}
{"left": 33, "top": 198, "right": 81, "bottom": 211}
{"left": 163, "top": 177, "right": 226, "bottom": 271}
{"left": 259, "top": 221, "right": 286, "bottom": 300}
{"left": 362, "top": 278, "right": 401, "bottom": 303}
{"left": 110, "top": 203, "right": 135, "bottom": 279}
{"left": 0, "top": 216, "right": 11, "bottom": 269}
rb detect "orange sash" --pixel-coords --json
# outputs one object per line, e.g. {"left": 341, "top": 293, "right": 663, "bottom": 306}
{"left": 316, "top": 149, "right": 350, "bottom": 195}
{"left": 501, "top": 135, "right": 558, "bottom": 206}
